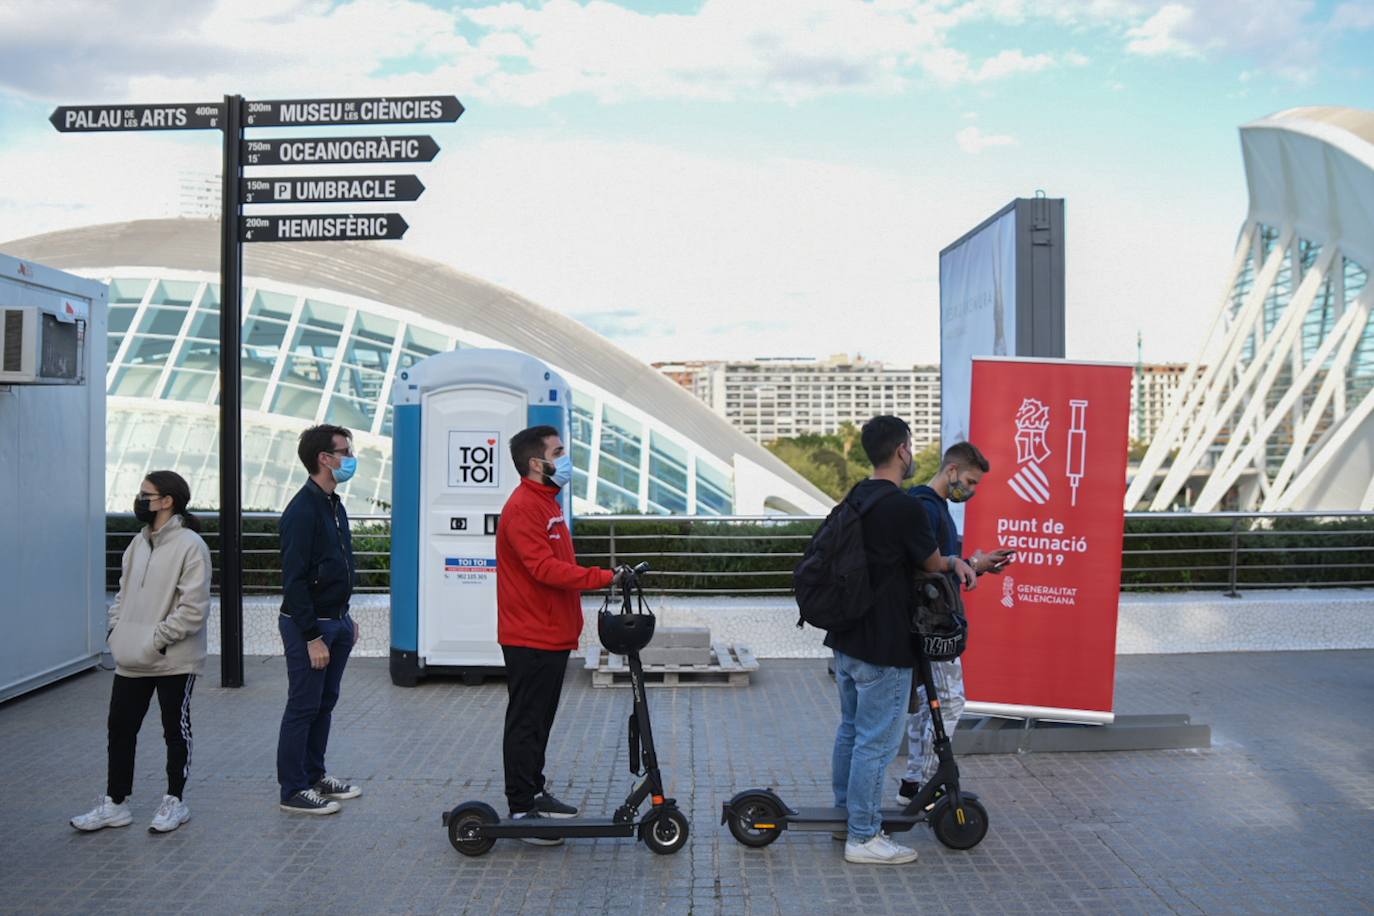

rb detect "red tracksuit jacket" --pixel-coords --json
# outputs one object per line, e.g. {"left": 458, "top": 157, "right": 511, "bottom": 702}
{"left": 496, "top": 477, "right": 614, "bottom": 650}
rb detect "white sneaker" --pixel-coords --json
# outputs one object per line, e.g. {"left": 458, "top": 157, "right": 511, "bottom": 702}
{"left": 844, "top": 831, "right": 919, "bottom": 865}
{"left": 512, "top": 809, "right": 564, "bottom": 846}
{"left": 149, "top": 795, "right": 190, "bottom": 833}
{"left": 71, "top": 796, "right": 133, "bottom": 832}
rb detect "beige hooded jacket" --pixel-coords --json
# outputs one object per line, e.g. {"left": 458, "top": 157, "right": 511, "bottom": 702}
{"left": 107, "top": 514, "right": 211, "bottom": 677}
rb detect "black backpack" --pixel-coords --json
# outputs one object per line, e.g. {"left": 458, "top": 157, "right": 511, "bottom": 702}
{"left": 794, "top": 484, "right": 897, "bottom": 632}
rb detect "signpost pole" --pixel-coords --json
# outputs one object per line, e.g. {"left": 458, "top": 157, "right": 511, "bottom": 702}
{"left": 219, "top": 94, "right": 245, "bottom": 689}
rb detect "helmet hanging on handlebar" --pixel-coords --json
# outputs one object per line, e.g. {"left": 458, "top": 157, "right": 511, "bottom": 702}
{"left": 598, "top": 564, "right": 657, "bottom": 656}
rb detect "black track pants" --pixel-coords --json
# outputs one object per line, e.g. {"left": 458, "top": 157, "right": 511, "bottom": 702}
{"left": 107, "top": 672, "right": 196, "bottom": 802}
{"left": 501, "top": 646, "right": 570, "bottom": 814}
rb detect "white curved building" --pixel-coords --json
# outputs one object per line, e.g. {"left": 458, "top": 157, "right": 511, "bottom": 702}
{"left": 1129, "top": 106, "right": 1374, "bottom": 511}
{"left": 2, "top": 219, "right": 832, "bottom": 516}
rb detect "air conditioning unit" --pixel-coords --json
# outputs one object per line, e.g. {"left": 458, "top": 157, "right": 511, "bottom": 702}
{"left": 0, "top": 304, "right": 87, "bottom": 384}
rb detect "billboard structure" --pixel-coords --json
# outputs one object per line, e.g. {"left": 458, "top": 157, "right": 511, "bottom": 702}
{"left": 961, "top": 357, "right": 1133, "bottom": 723}
{"left": 939, "top": 195, "right": 1065, "bottom": 527}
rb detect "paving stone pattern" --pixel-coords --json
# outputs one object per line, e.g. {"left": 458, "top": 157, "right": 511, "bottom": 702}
{"left": 1, "top": 651, "right": 1371, "bottom": 915}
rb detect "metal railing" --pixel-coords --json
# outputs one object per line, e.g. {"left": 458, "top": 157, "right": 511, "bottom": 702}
{"left": 105, "top": 510, "right": 1374, "bottom": 596}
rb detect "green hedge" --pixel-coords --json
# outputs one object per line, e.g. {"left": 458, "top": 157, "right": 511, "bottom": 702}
{"left": 105, "top": 513, "right": 1374, "bottom": 595}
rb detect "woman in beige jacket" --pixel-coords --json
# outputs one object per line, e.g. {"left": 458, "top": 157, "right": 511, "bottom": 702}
{"left": 70, "top": 470, "right": 211, "bottom": 834}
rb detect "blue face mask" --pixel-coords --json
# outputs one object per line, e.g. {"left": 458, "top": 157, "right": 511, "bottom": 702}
{"left": 542, "top": 454, "right": 574, "bottom": 489}
{"left": 331, "top": 455, "right": 358, "bottom": 484}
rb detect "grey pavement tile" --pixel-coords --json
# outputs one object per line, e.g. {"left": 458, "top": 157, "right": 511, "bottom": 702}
{"left": 1, "top": 651, "right": 1372, "bottom": 914}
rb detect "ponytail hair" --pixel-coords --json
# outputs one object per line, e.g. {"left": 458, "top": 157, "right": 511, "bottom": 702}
{"left": 143, "top": 470, "right": 202, "bottom": 533}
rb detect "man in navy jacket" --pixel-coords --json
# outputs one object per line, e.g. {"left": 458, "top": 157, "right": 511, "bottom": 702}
{"left": 276, "top": 424, "right": 363, "bottom": 816}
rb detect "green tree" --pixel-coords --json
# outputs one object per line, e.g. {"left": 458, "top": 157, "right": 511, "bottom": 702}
{"left": 766, "top": 426, "right": 942, "bottom": 501}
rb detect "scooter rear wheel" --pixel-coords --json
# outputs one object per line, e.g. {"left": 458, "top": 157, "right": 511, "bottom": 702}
{"left": 447, "top": 802, "right": 499, "bottom": 857}
{"left": 640, "top": 807, "right": 690, "bottom": 855}
{"left": 726, "top": 795, "right": 783, "bottom": 848}
{"left": 930, "top": 796, "right": 988, "bottom": 850}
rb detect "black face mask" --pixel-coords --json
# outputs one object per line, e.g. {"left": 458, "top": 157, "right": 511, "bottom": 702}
{"left": 133, "top": 497, "right": 158, "bottom": 525}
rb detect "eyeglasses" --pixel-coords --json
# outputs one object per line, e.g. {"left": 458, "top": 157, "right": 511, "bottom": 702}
{"left": 324, "top": 447, "right": 355, "bottom": 457}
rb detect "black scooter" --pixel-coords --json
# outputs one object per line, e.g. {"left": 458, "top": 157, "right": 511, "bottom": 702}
{"left": 721, "top": 648, "right": 989, "bottom": 851}
{"left": 443, "top": 562, "right": 690, "bottom": 856}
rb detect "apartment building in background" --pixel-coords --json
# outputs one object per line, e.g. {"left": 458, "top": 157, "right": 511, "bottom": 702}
{"left": 654, "top": 355, "right": 941, "bottom": 446}
{"left": 1132, "top": 363, "right": 1206, "bottom": 446}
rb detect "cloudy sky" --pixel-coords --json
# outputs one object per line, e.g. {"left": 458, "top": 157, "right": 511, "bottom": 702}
{"left": 2, "top": 0, "right": 1373, "bottom": 366}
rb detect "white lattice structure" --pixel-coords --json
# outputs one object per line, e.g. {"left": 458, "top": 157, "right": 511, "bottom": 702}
{"left": 1128, "top": 107, "right": 1374, "bottom": 512}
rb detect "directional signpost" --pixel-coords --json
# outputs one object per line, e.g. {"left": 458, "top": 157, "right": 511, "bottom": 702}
{"left": 241, "top": 213, "right": 410, "bottom": 241}
{"left": 242, "top": 135, "right": 441, "bottom": 166}
{"left": 51, "top": 93, "right": 462, "bottom": 687}
{"left": 240, "top": 175, "right": 424, "bottom": 204}
{"left": 50, "top": 103, "right": 224, "bottom": 131}
{"left": 244, "top": 95, "right": 463, "bottom": 127}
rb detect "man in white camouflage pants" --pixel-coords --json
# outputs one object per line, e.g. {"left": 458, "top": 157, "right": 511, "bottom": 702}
{"left": 899, "top": 443, "right": 1013, "bottom": 805}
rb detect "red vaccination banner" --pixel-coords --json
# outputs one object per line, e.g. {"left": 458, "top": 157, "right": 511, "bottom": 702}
{"left": 960, "top": 357, "right": 1133, "bottom": 720}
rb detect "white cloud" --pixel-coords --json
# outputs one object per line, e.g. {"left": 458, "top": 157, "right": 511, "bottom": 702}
{"left": 0, "top": 123, "right": 1242, "bottom": 368}
{"left": 1125, "top": 3, "right": 1200, "bottom": 57}
{"left": 973, "top": 49, "right": 1057, "bottom": 81}
{"left": 0, "top": 0, "right": 1082, "bottom": 108}
{"left": 955, "top": 125, "right": 1018, "bottom": 153}
{"left": 1331, "top": 1, "right": 1374, "bottom": 30}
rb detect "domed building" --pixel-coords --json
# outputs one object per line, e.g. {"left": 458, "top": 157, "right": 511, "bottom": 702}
{"left": 3, "top": 218, "right": 832, "bottom": 516}
{"left": 1130, "top": 106, "right": 1374, "bottom": 511}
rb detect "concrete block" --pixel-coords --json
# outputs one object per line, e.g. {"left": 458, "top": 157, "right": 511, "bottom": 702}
{"left": 639, "top": 647, "right": 713, "bottom": 666}
{"left": 649, "top": 626, "right": 711, "bottom": 648}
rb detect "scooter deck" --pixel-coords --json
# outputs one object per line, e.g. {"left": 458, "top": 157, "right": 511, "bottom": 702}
{"left": 779, "top": 806, "right": 925, "bottom": 834}
{"left": 480, "top": 817, "right": 638, "bottom": 840}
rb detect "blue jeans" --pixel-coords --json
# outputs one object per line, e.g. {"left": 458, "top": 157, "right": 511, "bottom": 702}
{"left": 831, "top": 650, "right": 912, "bottom": 842}
{"left": 277, "top": 615, "right": 354, "bottom": 801}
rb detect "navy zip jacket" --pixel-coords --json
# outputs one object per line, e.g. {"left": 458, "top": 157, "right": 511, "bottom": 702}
{"left": 279, "top": 478, "right": 356, "bottom": 641}
{"left": 909, "top": 484, "right": 961, "bottom": 557}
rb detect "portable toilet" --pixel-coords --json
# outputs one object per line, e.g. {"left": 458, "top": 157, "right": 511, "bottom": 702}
{"left": 389, "top": 349, "right": 571, "bottom": 686}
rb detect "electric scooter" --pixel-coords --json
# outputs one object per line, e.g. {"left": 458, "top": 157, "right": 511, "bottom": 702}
{"left": 721, "top": 646, "right": 989, "bottom": 851}
{"left": 442, "top": 562, "right": 690, "bottom": 856}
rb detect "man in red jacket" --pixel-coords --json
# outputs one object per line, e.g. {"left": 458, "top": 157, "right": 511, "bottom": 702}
{"left": 496, "top": 424, "right": 618, "bottom": 841}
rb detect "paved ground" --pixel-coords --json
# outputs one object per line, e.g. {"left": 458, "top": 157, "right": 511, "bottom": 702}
{"left": 1, "top": 650, "right": 1371, "bottom": 915}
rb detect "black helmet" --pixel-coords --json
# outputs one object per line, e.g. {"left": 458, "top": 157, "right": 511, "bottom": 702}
{"left": 598, "top": 607, "right": 656, "bottom": 656}
{"left": 912, "top": 573, "right": 968, "bottom": 662}
{"left": 598, "top": 563, "right": 656, "bottom": 656}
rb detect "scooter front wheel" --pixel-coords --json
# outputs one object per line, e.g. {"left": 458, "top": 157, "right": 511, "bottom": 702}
{"left": 641, "top": 807, "right": 690, "bottom": 855}
{"left": 930, "top": 796, "right": 988, "bottom": 850}
{"left": 447, "top": 801, "right": 499, "bottom": 857}
{"left": 726, "top": 795, "right": 783, "bottom": 848}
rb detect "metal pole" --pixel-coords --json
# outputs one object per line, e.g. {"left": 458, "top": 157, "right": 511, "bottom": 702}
{"left": 1225, "top": 516, "right": 1241, "bottom": 599}
{"left": 219, "top": 93, "right": 245, "bottom": 687}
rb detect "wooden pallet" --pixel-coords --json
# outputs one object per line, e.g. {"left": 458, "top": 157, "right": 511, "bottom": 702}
{"left": 583, "top": 643, "right": 760, "bottom": 688}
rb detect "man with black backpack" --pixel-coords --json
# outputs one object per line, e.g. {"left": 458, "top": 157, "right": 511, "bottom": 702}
{"left": 897, "top": 442, "right": 1013, "bottom": 808}
{"left": 808, "top": 416, "right": 975, "bottom": 865}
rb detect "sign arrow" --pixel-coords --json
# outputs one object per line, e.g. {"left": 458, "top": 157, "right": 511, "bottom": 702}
{"left": 239, "top": 213, "right": 410, "bottom": 243}
{"left": 50, "top": 102, "right": 223, "bottom": 132}
{"left": 240, "top": 174, "right": 425, "bottom": 204}
{"left": 240, "top": 135, "right": 440, "bottom": 166}
{"left": 244, "top": 95, "right": 463, "bottom": 127}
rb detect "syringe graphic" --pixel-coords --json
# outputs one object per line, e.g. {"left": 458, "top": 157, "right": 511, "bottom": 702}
{"left": 1067, "top": 399, "right": 1088, "bottom": 506}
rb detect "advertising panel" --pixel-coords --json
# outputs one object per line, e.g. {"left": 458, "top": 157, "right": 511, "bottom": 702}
{"left": 960, "top": 357, "right": 1132, "bottom": 722}
{"left": 939, "top": 208, "right": 1017, "bottom": 454}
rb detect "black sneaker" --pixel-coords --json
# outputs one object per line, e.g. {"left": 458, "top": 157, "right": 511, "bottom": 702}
{"left": 279, "top": 788, "right": 341, "bottom": 816}
{"left": 511, "top": 810, "right": 564, "bottom": 846}
{"left": 314, "top": 775, "right": 361, "bottom": 800}
{"left": 531, "top": 791, "right": 578, "bottom": 818}
{"left": 896, "top": 780, "right": 920, "bottom": 806}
